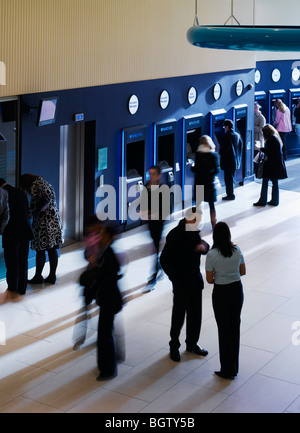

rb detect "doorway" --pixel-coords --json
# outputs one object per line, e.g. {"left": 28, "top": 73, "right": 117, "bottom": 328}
{"left": 59, "top": 122, "right": 95, "bottom": 246}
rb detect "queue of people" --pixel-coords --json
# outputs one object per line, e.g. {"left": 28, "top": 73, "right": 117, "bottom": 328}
{"left": 0, "top": 174, "right": 63, "bottom": 305}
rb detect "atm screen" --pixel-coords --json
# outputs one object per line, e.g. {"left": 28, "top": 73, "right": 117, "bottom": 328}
{"left": 158, "top": 134, "right": 174, "bottom": 168}
{"left": 213, "top": 121, "right": 225, "bottom": 152}
{"left": 126, "top": 140, "right": 144, "bottom": 178}
{"left": 186, "top": 128, "right": 202, "bottom": 155}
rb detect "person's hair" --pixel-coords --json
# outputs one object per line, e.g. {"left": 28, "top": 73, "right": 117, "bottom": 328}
{"left": 262, "top": 124, "right": 283, "bottom": 148}
{"left": 0, "top": 178, "right": 6, "bottom": 186}
{"left": 275, "top": 98, "right": 287, "bottom": 113}
{"left": 212, "top": 222, "right": 236, "bottom": 258}
{"left": 19, "top": 174, "right": 39, "bottom": 192}
{"left": 199, "top": 135, "right": 216, "bottom": 151}
{"left": 223, "top": 119, "right": 233, "bottom": 129}
{"left": 149, "top": 165, "right": 161, "bottom": 175}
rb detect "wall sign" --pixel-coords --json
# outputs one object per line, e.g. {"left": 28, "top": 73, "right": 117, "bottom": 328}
{"left": 254, "top": 69, "right": 261, "bottom": 84}
{"left": 271, "top": 68, "right": 281, "bottom": 83}
{"left": 212, "top": 83, "right": 222, "bottom": 101}
{"left": 98, "top": 147, "right": 108, "bottom": 171}
{"left": 235, "top": 80, "right": 244, "bottom": 97}
{"left": 128, "top": 94, "right": 139, "bottom": 115}
{"left": 187, "top": 87, "right": 197, "bottom": 105}
{"left": 292, "top": 67, "right": 300, "bottom": 82}
{"left": 159, "top": 90, "right": 170, "bottom": 109}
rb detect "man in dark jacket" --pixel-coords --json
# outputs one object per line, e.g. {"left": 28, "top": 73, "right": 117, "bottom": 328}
{"left": 0, "top": 178, "right": 33, "bottom": 304}
{"left": 160, "top": 208, "right": 209, "bottom": 362}
{"left": 219, "top": 119, "right": 243, "bottom": 200}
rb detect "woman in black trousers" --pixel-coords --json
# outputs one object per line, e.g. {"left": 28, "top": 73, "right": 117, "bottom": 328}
{"left": 205, "top": 222, "right": 246, "bottom": 379}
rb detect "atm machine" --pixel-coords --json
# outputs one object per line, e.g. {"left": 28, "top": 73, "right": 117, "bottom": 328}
{"left": 154, "top": 119, "right": 181, "bottom": 212}
{"left": 210, "top": 108, "right": 227, "bottom": 188}
{"left": 268, "top": 89, "right": 286, "bottom": 124}
{"left": 255, "top": 91, "right": 268, "bottom": 121}
{"left": 233, "top": 104, "right": 252, "bottom": 184}
{"left": 121, "top": 125, "right": 146, "bottom": 230}
{"left": 288, "top": 88, "right": 300, "bottom": 155}
{"left": 182, "top": 114, "right": 203, "bottom": 205}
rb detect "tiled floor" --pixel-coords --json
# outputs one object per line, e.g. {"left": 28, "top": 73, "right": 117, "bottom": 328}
{"left": 1, "top": 174, "right": 300, "bottom": 413}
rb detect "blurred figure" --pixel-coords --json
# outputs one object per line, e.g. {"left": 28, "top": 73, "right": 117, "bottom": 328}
{"left": 206, "top": 222, "right": 246, "bottom": 379}
{"left": 0, "top": 178, "right": 33, "bottom": 304}
{"left": 254, "top": 102, "right": 266, "bottom": 147}
{"left": 253, "top": 124, "right": 288, "bottom": 207}
{"left": 160, "top": 207, "right": 209, "bottom": 362}
{"left": 192, "top": 135, "right": 220, "bottom": 229}
{"left": 143, "top": 165, "right": 164, "bottom": 288}
{"left": 273, "top": 99, "right": 292, "bottom": 160}
{"left": 219, "top": 119, "right": 243, "bottom": 201}
{"left": 293, "top": 98, "right": 300, "bottom": 137}
{"left": 94, "top": 224, "right": 123, "bottom": 380}
{"left": 0, "top": 184, "right": 9, "bottom": 235}
{"left": 19, "top": 174, "right": 63, "bottom": 284}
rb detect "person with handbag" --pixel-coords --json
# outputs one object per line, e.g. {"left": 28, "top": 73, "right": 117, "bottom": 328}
{"left": 19, "top": 174, "right": 63, "bottom": 284}
{"left": 253, "top": 124, "right": 288, "bottom": 207}
{"left": 192, "top": 135, "right": 220, "bottom": 229}
{"left": 206, "top": 222, "right": 246, "bottom": 379}
{"left": 160, "top": 207, "right": 209, "bottom": 362}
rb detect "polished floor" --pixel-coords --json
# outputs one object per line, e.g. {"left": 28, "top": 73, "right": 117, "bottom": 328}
{"left": 1, "top": 173, "right": 300, "bottom": 413}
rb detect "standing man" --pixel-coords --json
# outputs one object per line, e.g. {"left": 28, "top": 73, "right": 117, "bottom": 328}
{"left": 143, "top": 166, "right": 165, "bottom": 289}
{"left": 219, "top": 119, "right": 243, "bottom": 201}
{"left": 160, "top": 207, "right": 209, "bottom": 362}
{"left": 0, "top": 178, "right": 33, "bottom": 304}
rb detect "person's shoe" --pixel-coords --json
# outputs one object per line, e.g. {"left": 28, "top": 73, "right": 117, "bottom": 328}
{"left": 170, "top": 348, "right": 181, "bottom": 362}
{"left": 222, "top": 195, "right": 235, "bottom": 201}
{"left": 214, "top": 371, "right": 235, "bottom": 380}
{"left": 186, "top": 345, "right": 208, "bottom": 356}
{"left": 268, "top": 201, "right": 278, "bottom": 206}
{"left": 0, "top": 290, "right": 22, "bottom": 304}
{"left": 44, "top": 275, "right": 56, "bottom": 284}
{"left": 28, "top": 275, "right": 44, "bottom": 284}
{"left": 96, "top": 371, "right": 117, "bottom": 381}
{"left": 253, "top": 201, "right": 266, "bottom": 207}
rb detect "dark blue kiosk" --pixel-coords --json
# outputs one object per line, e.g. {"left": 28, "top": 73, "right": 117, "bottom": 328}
{"left": 210, "top": 108, "right": 227, "bottom": 188}
{"left": 121, "top": 125, "right": 146, "bottom": 230}
{"left": 182, "top": 113, "right": 203, "bottom": 206}
{"left": 268, "top": 89, "right": 286, "bottom": 124}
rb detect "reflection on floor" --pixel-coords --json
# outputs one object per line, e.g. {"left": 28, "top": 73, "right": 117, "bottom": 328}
{"left": 1, "top": 177, "right": 300, "bottom": 413}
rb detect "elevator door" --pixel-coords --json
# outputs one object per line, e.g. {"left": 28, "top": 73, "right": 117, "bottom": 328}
{"left": 60, "top": 123, "right": 85, "bottom": 246}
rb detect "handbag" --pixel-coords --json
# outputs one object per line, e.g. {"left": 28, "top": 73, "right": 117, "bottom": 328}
{"left": 255, "top": 151, "right": 265, "bottom": 179}
{"left": 35, "top": 188, "right": 50, "bottom": 214}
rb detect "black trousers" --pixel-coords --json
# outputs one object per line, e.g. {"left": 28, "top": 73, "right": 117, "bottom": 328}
{"left": 4, "top": 240, "right": 30, "bottom": 295}
{"left": 169, "top": 277, "right": 203, "bottom": 350}
{"left": 212, "top": 281, "right": 244, "bottom": 376}
{"left": 148, "top": 220, "right": 164, "bottom": 274}
{"left": 97, "top": 308, "right": 117, "bottom": 375}
{"left": 223, "top": 168, "right": 236, "bottom": 197}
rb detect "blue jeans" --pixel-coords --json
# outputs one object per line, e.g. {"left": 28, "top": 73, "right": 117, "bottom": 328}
{"left": 259, "top": 177, "right": 279, "bottom": 205}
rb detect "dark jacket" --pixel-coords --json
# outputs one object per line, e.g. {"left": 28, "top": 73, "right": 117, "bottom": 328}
{"left": 160, "top": 219, "right": 209, "bottom": 287}
{"left": 0, "top": 187, "right": 9, "bottom": 235}
{"left": 80, "top": 246, "right": 123, "bottom": 313}
{"left": 2, "top": 184, "right": 33, "bottom": 246}
{"left": 261, "top": 135, "right": 288, "bottom": 180}
{"left": 192, "top": 151, "right": 220, "bottom": 203}
{"left": 220, "top": 129, "right": 243, "bottom": 170}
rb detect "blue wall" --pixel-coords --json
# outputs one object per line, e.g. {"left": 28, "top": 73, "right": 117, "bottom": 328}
{"left": 20, "top": 67, "right": 255, "bottom": 230}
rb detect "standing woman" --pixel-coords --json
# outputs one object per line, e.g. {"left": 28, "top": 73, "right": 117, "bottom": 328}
{"left": 206, "top": 222, "right": 246, "bottom": 379}
{"left": 192, "top": 135, "right": 220, "bottom": 229}
{"left": 20, "top": 174, "right": 63, "bottom": 284}
{"left": 253, "top": 124, "right": 288, "bottom": 207}
{"left": 273, "top": 99, "right": 292, "bottom": 160}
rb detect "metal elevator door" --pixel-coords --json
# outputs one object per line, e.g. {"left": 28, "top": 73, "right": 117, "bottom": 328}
{"left": 59, "top": 123, "right": 85, "bottom": 246}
